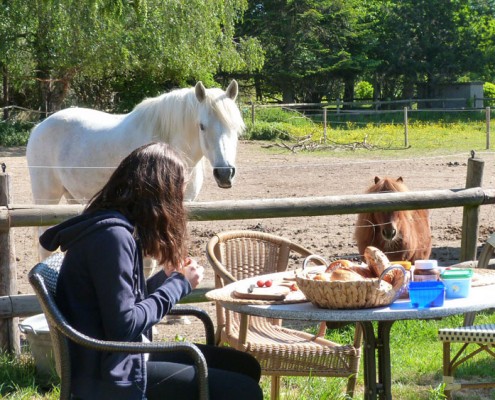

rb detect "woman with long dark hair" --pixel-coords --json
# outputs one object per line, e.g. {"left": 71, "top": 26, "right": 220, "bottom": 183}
{"left": 40, "top": 142, "right": 262, "bottom": 400}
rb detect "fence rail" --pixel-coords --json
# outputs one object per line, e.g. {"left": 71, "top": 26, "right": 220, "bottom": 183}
{"left": 0, "top": 155, "right": 491, "bottom": 353}
{"left": 248, "top": 103, "right": 493, "bottom": 148}
{"left": 251, "top": 97, "right": 495, "bottom": 110}
{"left": 1, "top": 187, "right": 494, "bottom": 229}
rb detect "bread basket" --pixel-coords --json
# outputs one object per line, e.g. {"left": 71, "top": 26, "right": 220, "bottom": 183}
{"left": 296, "top": 255, "right": 406, "bottom": 309}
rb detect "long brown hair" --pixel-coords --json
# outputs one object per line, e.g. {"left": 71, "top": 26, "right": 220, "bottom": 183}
{"left": 85, "top": 142, "right": 188, "bottom": 269}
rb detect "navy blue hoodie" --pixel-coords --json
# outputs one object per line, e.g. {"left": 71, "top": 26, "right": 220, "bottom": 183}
{"left": 40, "top": 210, "right": 192, "bottom": 400}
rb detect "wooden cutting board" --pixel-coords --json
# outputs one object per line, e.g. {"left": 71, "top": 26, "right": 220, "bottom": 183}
{"left": 233, "top": 285, "right": 291, "bottom": 301}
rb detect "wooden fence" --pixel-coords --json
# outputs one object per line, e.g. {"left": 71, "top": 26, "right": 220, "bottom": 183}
{"left": 0, "top": 156, "right": 493, "bottom": 353}
{"left": 250, "top": 103, "right": 493, "bottom": 148}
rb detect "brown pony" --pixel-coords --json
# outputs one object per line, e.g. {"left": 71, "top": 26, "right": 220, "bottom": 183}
{"left": 354, "top": 176, "right": 432, "bottom": 263}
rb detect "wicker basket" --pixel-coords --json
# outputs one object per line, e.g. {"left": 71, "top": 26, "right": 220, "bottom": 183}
{"left": 296, "top": 255, "right": 406, "bottom": 309}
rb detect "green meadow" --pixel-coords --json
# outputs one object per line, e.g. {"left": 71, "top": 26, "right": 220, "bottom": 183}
{"left": 2, "top": 310, "right": 494, "bottom": 399}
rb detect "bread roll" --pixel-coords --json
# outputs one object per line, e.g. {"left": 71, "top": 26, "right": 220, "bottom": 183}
{"left": 326, "top": 259, "right": 374, "bottom": 280}
{"left": 312, "top": 273, "right": 331, "bottom": 281}
{"left": 382, "top": 267, "right": 406, "bottom": 292}
{"left": 326, "top": 259, "right": 353, "bottom": 272}
{"left": 330, "top": 268, "right": 365, "bottom": 282}
{"left": 349, "top": 265, "right": 375, "bottom": 278}
{"left": 364, "top": 246, "right": 390, "bottom": 276}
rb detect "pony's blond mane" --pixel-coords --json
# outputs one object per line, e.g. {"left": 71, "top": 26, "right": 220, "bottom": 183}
{"left": 202, "top": 88, "right": 246, "bottom": 132}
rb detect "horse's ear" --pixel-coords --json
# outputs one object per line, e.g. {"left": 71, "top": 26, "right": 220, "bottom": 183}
{"left": 195, "top": 81, "right": 207, "bottom": 103}
{"left": 396, "top": 177, "right": 404, "bottom": 183}
{"left": 225, "top": 80, "right": 238, "bottom": 100}
{"left": 374, "top": 176, "right": 381, "bottom": 184}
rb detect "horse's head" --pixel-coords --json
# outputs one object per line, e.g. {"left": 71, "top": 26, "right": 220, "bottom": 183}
{"left": 194, "top": 80, "right": 244, "bottom": 189}
{"left": 356, "top": 176, "right": 431, "bottom": 262}
{"left": 367, "top": 176, "right": 410, "bottom": 243}
{"left": 360, "top": 176, "right": 410, "bottom": 248}
{"left": 371, "top": 210, "right": 403, "bottom": 243}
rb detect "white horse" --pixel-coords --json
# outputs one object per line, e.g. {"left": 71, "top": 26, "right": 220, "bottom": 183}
{"left": 27, "top": 80, "right": 244, "bottom": 261}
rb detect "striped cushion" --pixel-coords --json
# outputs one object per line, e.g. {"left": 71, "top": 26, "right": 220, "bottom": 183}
{"left": 438, "top": 324, "right": 495, "bottom": 344}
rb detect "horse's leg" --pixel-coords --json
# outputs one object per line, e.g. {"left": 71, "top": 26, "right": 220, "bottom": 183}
{"left": 29, "top": 169, "right": 67, "bottom": 261}
{"left": 143, "top": 257, "right": 159, "bottom": 279}
{"left": 184, "top": 161, "right": 204, "bottom": 201}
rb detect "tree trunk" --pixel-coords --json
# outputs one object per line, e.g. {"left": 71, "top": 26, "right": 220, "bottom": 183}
{"left": 1, "top": 63, "right": 8, "bottom": 121}
{"left": 402, "top": 79, "right": 415, "bottom": 100}
{"left": 49, "top": 71, "right": 74, "bottom": 112}
{"left": 282, "top": 86, "right": 295, "bottom": 103}
{"left": 425, "top": 74, "right": 435, "bottom": 109}
{"left": 36, "top": 69, "right": 51, "bottom": 118}
{"left": 343, "top": 77, "right": 355, "bottom": 109}
{"left": 372, "top": 77, "right": 381, "bottom": 105}
{"left": 35, "top": 70, "right": 73, "bottom": 115}
{"left": 254, "top": 75, "right": 263, "bottom": 102}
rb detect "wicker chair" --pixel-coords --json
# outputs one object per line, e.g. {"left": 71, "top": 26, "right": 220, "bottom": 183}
{"left": 206, "top": 230, "right": 363, "bottom": 400}
{"left": 438, "top": 234, "right": 495, "bottom": 399}
{"left": 28, "top": 252, "right": 215, "bottom": 400}
{"left": 438, "top": 324, "right": 495, "bottom": 399}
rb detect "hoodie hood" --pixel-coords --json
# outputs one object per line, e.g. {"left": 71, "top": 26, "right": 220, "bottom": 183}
{"left": 40, "top": 210, "right": 134, "bottom": 252}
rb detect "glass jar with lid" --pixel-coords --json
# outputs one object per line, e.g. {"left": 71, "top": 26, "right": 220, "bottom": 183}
{"left": 391, "top": 261, "right": 412, "bottom": 298}
{"left": 413, "top": 260, "right": 440, "bottom": 282}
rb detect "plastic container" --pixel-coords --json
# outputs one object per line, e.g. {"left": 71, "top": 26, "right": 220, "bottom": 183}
{"left": 18, "top": 314, "right": 55, "bottom": 381}
{"left": 413, "top": 260, "right": 440, "bottom": 282}
{"left": 440, "top": 268, "right": 473, "bottom": 299}
{"left": 408, "top": 281, "right": 445, "bottom": 308}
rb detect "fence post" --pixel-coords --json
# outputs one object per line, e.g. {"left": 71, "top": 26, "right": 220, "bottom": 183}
{"left": 403, "top": 107, "right": 409, "bottom": 148}
{"left": 486, "top": 107, "right": 491, "bottom": 150}
{"left": 336, "top": 98, "right": 341, "bottom": 115}
{"left": 0, "top": 173, "right": 20, "bottom": 354}
{"left": 460, "top": 152, "right": 484, "bottom": 262}
{"left": 323, "top": 108, "right": 327, "bottom": 143}
{"left": 251, "top": 102, "right": 255, "bottom": 126}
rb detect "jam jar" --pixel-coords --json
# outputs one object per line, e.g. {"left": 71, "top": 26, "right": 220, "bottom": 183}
{"left": 413, "top": 260, "right": 440, "bottom": 282}
{"left": 391, "top": 261, "right": 412, "bottom": 298}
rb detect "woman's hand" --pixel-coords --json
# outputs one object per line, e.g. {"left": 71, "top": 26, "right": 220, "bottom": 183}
{"left": 181, "top": 257, "right": 204, "bottom": 289}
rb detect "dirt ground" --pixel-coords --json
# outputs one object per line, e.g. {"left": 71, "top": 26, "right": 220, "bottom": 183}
{"left": 2, "top": 142, "right": 495, "bottom": 342}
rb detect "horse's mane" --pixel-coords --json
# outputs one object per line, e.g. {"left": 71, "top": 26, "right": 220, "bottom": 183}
{"left": 355, "top": 176, "right": 432, "bottom": 262}
{"left": 129, "top": 86, "right": 245, "bottom": 142}
{"left": 366, "top": 176, "right": 409, "bottom": 194}
{"left": 360, "top": 177, "right": 412, "bottom": 225}
{"left": 199, "top": 88, "right": 245, "bottom": 132}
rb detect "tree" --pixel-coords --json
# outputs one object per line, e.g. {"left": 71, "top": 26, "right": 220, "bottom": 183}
{"left": 237, "top": 0, "right": 371, "bottom": 103}
{"left": 365, "top": 0, "right": 495, "bottom": 101}
{"left": 108, "top": 0, "right": 264, "bottom": 110}
{"left": 1, "top": 0, "right": 263, "bottom": 114}
{"left": 0, "top": 2, "right": 34, "bottom": 118}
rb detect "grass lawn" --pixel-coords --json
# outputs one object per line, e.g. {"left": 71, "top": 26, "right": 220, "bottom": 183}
{"left": 246, "top": 107, "right": 493, "bottom": 159}
{"left": 2, "top": 310, "right": 494, "bottom": 399}
{"left": 258, "top": 310, "right": 495, "bottom": 399}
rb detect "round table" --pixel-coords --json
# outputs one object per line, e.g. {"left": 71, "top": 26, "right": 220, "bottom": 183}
{"left": 207, "top": 270, "right": 495, "bottom": 400}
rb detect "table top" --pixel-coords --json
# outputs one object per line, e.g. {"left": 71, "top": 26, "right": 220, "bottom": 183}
{"left": 207, "top": 269, "right": 495, "bottom": 323}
